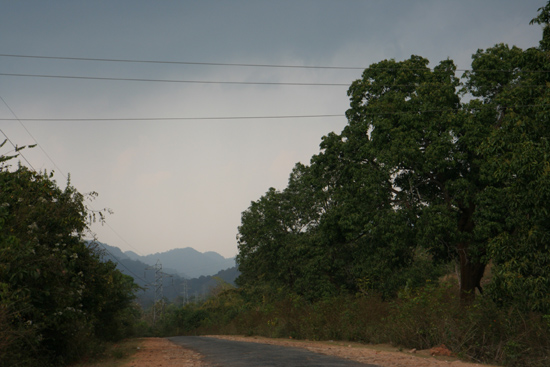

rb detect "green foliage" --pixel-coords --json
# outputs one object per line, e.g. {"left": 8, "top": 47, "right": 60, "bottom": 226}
{"left": 388, "top": 283, "right": 550, "bottom": 366}
{"left": 0, "top": 162, "right": 139, "bottom": 366}
{"left": 236, "top": 164, "right": 349, "bottom": 300}
{"left": 236, "top": 152, "right": 446, "bottom": 301}
{"left": 237, "top": 55, "right": 480, "bottom": 302}
{"left": 162, "top": 282, "right": 550, "bottom": 366}
{"left": 236, "top": 2, "right": 550, "bottom": 312}
{"left": 465, "top": 16, "right": 550, "bottom": 313}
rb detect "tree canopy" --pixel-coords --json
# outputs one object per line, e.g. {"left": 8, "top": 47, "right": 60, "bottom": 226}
{"left": 236, "top": 3, "right": 550, "bottom": 313}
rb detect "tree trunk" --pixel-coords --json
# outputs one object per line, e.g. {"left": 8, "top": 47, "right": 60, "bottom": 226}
{"left": 456, "top": 202, "right": 485, "bottom": 304}
{"left": 458, "top": 243, "right": 486, "bottom": 304}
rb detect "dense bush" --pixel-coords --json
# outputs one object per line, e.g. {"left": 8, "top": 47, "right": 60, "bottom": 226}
{"left": 161, "top": 281, "right": 550, "bottom": 367}
{"left": 0, "top": 162, "right": 139, "bottom": 366}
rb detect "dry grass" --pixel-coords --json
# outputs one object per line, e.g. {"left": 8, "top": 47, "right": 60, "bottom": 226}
{"left": 69, "top": 339, "right": 142, "bottom": 367}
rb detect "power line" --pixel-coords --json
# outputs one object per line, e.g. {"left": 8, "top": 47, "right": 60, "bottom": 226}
{"left": 0, "top": 96, "right": 36, "bottom": 171}
{"left": 1, "top": 53, "right": 550, "bottom": 74}
{"left": 0, "top": 95, "right": 66, "bottom": 177}
{"left": 1, "top": 96, "right": 148, "bottom": 262}
{"left": 1, "top": 72, "right": 548, "bottom": 89}
{"left": 0, "top": 128, "right": 36, "bottom": 170}
{"left": 0, "top": 112, "right": 149, "bottom": 285}
{"left": 102, "top": 222, "right": 146, "bottom": 256}
{"left": 0, "top": 72, "right": 350, "bottom": 86}
{"left": 89, "top": 239, "right": 149, "bottom": 285}
{"left": 0, "top": 114, "right": 344, "bottom": 122}
{"left": 0, "top": 53, "right": 365, "bottom": 70}
{"left": 0, "top": 103, "right": 547, "bottom": 124}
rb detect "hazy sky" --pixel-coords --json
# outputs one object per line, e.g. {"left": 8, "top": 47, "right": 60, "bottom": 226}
{"left": 0, "top": 1, "right": 545, "bottom": 258}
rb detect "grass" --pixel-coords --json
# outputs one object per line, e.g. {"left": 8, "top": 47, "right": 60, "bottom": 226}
{"left": 173, "top": 281, "right": 550, "bottom": 366}
{"left": 69, "top": 338, "right": 142, "bottom": 367}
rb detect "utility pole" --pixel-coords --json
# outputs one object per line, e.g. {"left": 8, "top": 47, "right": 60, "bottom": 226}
{"left": 182, "top": 279, "right": 188, "bottom": 306}
{"left": 145, "top": 259, "right": 170, "bottom": 325}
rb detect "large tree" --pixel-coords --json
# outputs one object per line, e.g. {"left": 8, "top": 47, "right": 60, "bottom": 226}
{"left": 464, "top": 3, "right": 550, "bottom": 312}
{"left": 237, "top": 57, "right": 479, "bottom": 301}
{"left": 320, "top": 56, "right": 492, "bottom": 302}
{"left": 236, "top": 2, "right": 550, "bottom": 310}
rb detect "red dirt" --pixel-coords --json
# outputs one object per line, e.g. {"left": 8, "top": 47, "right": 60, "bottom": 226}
{"left": 123, "top": 336, "right": 497, "bottom": 367}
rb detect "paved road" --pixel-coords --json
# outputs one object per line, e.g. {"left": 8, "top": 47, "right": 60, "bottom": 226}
{"left": 169, "top": 336, "right": 381, "bottom": 367}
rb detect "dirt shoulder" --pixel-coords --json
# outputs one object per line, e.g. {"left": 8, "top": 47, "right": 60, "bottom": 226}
{"left": 207, "top": 335, "right": 496, "bottom": 367}
{"left": 122, "top": 338, "right": 208, "bottom": 367}
{"left": 122, "top": 336, "right": 497, "bottom": 367}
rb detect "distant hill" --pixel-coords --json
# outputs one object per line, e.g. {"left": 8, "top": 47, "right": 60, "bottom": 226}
{"left": 90, "top": 241, "right": 239, "bottom": 307}
{"left": 124, "top": 247, "right": 236, "bottom": 278}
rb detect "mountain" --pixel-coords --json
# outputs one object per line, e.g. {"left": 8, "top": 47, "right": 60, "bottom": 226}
{"left": 90, "top": 241, "right": 239, "bottom": 308}
{"left": 125, "top": 247, "right": 236, "bottom": 278}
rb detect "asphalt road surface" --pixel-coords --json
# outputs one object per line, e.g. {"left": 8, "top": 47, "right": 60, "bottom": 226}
{"left": 169, "top": 336, "right": 381, "bottom": 367}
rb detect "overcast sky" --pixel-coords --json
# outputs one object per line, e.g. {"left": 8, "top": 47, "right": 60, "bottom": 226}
{"left": 0, "top": 1, "right": 545, "bottom": 258}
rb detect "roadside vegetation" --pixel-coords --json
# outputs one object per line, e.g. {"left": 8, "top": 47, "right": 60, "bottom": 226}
{"left": 148, "top": 279, "right": 550, "bottom": 367}
{"left": 0, "top": 151, "right": 141, "bottom": 367}
{"left": 69, "top": 339, "right": 142, "bottom": 367}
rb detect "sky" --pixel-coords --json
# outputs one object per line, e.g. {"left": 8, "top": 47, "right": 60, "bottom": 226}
{"left": 0, "top": 0, "right": 546, "bottom": 258}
